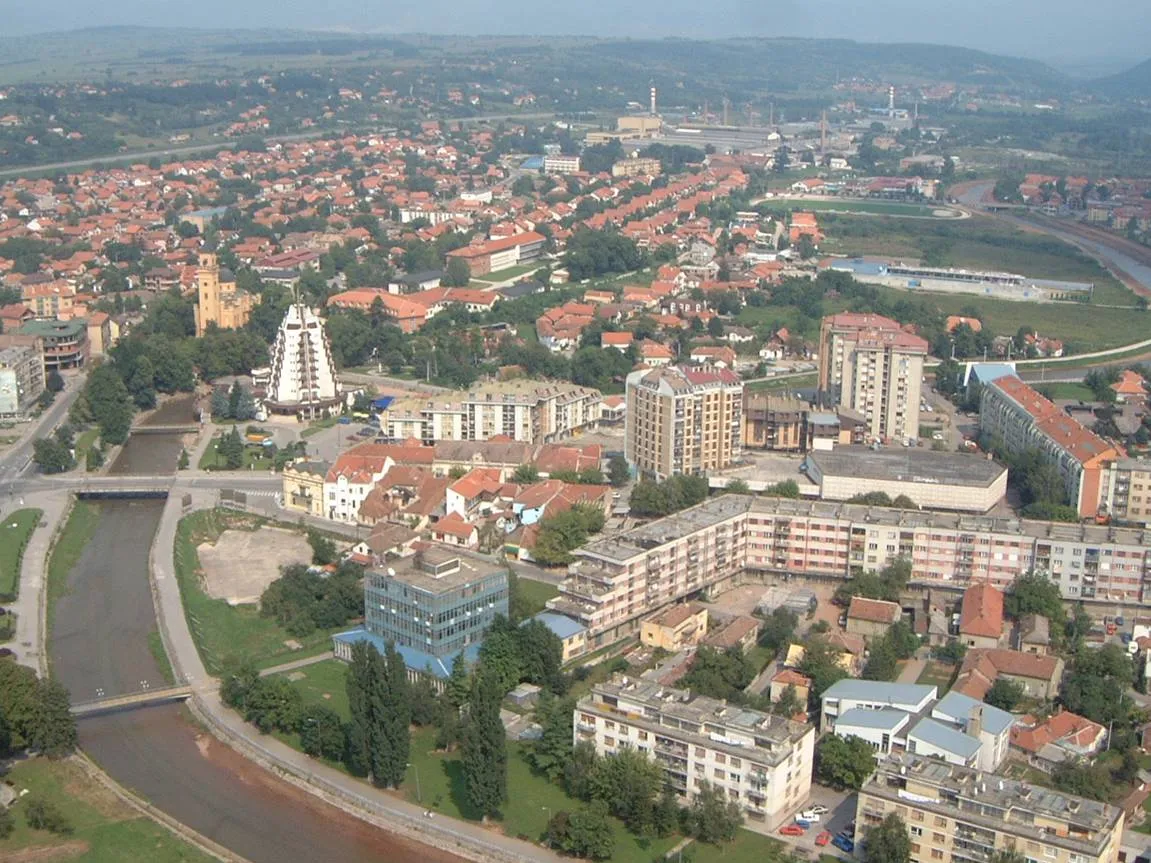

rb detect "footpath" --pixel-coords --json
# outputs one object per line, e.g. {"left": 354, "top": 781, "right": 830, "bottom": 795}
{"left": 149, "top": 491, "right": 560, "bottom": 863}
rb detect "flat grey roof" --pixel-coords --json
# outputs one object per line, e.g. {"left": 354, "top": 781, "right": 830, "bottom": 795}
{"left": 822, "top": 679, "right": 937, "bottom": 706}
{"left": 837, "top": 707, "right": 910, "bottom": 732}
{"left": 908, "top": 717, "right": 982, "bottom": 760}
{"left": 806, "top": 446, "right": 1006, "bottom": 488}
{"left": 373, "top": 548, "right": 505, "bottom": 594}
{"left": 933, "top": 690, "right": 1014, "bottom": 736}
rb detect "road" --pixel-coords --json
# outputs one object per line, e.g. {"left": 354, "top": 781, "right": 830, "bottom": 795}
{"left": 0, "top": 112, "right": 559, "bottom": 181}
{"left": 0, "top": 373, "right": 85, "bottom": 492}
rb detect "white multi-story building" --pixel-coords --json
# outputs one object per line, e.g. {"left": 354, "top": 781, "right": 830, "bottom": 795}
{"left": 575, "top": 676, "right": 815, "bottom": 832}
{"left": 378, "top": 381, "right": 601, "bottom": 445}
{"left": 543, "top": 154, "right": 581, "bottom": 175}
{"left": 264, "top": 298, "right": 340, "bottom": 418}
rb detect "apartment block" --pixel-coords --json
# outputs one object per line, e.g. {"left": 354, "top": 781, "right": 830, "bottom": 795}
{"left": 611, "top": 157, "right": 662, "bottom": 178}
{"left": 0, "top": 343, "right": 45, "bottom": 419}
{"left": 547, "top": 497, "right": 1151, "bottom": 645}
{"left": 742, "top": 393, "right": 808, "bottom": 452}
{"left": 379, "top": 381, "right": 602, "bottom": 445}
{"left": 17, "top": 319, "right": 87, "bottom": 370}
{"left": 817, "top": 312, "right": 927, "bottom": 443}
{"left": 575, "top": 676, "right": 815, "bottom": 831}
{"left": 625, "top": 365, "right": 743, "bottom": 481}
{"left": 543, "top": 154, "right": 581, "bottom": 174}
{"left": 856, "top": 755, "right": 1123, "bottom": 863}
{"left": 980, "top": 374, "right": 1120, "bottom": 519}
{"left": 1105, "top": 458, "right": 1151, "bottom": 525}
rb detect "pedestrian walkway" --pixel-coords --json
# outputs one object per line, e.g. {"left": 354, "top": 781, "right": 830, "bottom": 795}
{"left": 259, "top": 651, "right": 333, "bottom": 677}
{"left": 10, "top": 490, "right": 69, "bottom": 675}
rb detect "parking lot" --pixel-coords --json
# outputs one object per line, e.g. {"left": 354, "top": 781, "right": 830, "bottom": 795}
{"left": 773, "top": 784, "right": 856, "bottom": 856}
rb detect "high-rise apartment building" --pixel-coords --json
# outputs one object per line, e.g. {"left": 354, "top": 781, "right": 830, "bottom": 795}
{"left": 0, "top": 342, "right": 45, "bottom": 419}
{"left": 193, "top": 252, "right": 256, "bottom": 337}
{"left": 818, "top": 313, "right": 927, "bottom": 443}
{"left": 575, "top": 675, "right": 814, "bottom": 831}
{"left": 625, "top": 366, "right": 743, "bottom": 480}
{"left": 856, "top": 755, "right": 1123, "bottom": 863}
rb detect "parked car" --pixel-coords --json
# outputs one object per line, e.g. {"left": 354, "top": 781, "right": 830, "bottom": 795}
{"left": 797, "top": 811, "right": 821, "bottom": 823}
{"left": 338, "top": 416, "right": 351, "bottom": 424}
{"left": 833, "top": 835, "right": 855, "bottom": 853}
{"left": 779, "top": 825, "right": 805, "bottom": 837}
{"left": 816, "top": 831, "right": 832, "bottom": 847}
{"left": 809, "top": 804, "right": 830, "bottom": 815}
{"left": 794, "top": 819, "right": 814, "bottom": 829}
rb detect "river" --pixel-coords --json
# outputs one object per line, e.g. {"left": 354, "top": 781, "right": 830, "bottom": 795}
{"left": 51, "top": 396, "right": 464, "bottom": 863}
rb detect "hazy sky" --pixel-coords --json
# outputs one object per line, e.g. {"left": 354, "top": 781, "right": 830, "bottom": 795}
{"left": 4, "top": 0, "right": 1149, "bottom": 65}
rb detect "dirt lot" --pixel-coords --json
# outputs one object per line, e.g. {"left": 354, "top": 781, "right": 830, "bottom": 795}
{"left": 710, "top": 580, "right": 841, "bottom": 628}
{"left": 197, "top": 526, "right": 311, "bottom": 605}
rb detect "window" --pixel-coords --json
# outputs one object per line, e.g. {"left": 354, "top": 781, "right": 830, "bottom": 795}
{"left": 911, "top": 811, "right": 924, "bottom": 822}
{"left": 604, "top": 736, "right": 615, "bottom": 747}
{"left": 715, "top": 753, "right": 726, "bottom": 764}
{"left": 932, "top": 833, "right": 945, "bottom": 844}
{"left": 1043, "top": 849, "right": 1057, "bottom": 860}
{"left": 930, "top": 851, "right": 943, "bottom": 861}
{"left": 933, "top": 816, "right": 946, "bottom": 828}
{"left": 714, "top": 769, "right": 726, "bottom": 780}
{"left": 910, "top": 827, "right": 923, "bottom": 837}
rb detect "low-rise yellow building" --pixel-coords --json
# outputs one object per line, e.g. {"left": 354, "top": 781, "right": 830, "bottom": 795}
{"left": 640, "top": 603, "right": 708, "bottom": 652}
{"left": 281, "top": 459, "right": 329, "bottom": 518}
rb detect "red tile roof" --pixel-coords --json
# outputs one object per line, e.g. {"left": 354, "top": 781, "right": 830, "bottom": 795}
{"left": 847, "top": 596, "right": 901, "bottom": 625}
{"left": 959, "top": 583, "right": 1003, "bottom": 640}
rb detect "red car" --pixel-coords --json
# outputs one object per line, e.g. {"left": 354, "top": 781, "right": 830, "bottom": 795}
{"left": 816, "top": 831, "right": 832, "bottom": 846}
{"left": 779, "top": 825, "right": 805, "bottom": 837}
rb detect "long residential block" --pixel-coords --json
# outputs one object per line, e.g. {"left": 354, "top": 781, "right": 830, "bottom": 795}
{"left": 548, "top": 495, "right": 1151, "bottom": 646}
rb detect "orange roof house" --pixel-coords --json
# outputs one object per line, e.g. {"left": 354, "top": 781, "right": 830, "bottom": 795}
{"left": 958, "top": 583, "right": 1004, "bottom": 648}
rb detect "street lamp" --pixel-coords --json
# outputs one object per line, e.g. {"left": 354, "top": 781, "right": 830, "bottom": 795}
{"left": 407, "top": 761, "right": 422, "bottom": 804}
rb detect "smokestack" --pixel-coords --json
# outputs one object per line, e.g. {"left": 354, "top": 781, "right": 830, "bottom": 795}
{"left": 650, "top": 86, "right": 657, "bottom": 117}
{"left": 820, "top": 110, "right": 827, "bottom": 153}
{"left": 888, "top": 86, "right": 895, "bottom": 118}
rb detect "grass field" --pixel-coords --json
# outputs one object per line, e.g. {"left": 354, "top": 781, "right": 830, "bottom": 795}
{"left": 0, "top": 611, "right": 14, "bottom": 642}
{"left": 0, "top": 507, "right": 41, "bottom": 600}
{"left": 821, "top": 213, "right": 1138, "bottom": 309}
{"left": 173, "top": 510, "right": 339, "bottom": 674}
{"left": 758, "top": 198, "right": 953, "bottom": 218}
{"left": 746, "top": 373, "right": 818, "bottom": 392}
{"left": 916, "top": 660, "right": 957, "bottom": 693}
{"left": 516, "top": 577, "right": 558, "bottom": 618}
{"left": 301, "top": 416, "right": 340, "bottom": 438}
{"left": 74, "top": 427, "right": 101, "bottom": 469}
{"left": 46, "top": 501, "right": 100, "bottom": 634}
{"left": 483, "top": 263, "right": 542, "bottom": 282}
{"left": 0, "top": 757, "right": 215, "bottom": 862}
{"left": 148, "top": 629, "right": 176, "bottom": 685}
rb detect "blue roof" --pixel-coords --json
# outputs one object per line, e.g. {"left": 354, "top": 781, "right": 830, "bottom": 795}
{"left": 529, "top": 612, "right": 586, "bottom": 640}
{"left": 371, "top": 396, "right": 395, "bottom": 410}
{"left": 965, "top": 362, "right": 1017, "bottom": 388}
{"left": 836, "top": 707, "right": 910, "bottom": 732}
{"left": 332, "top": 629, "right": 480, "bottom": 679}
{"left": 822, "top": 679, "right": 937, "bottom": 707}
{"left": 908, "top": 718, "right": 981, "bottom": 760}
{"left": 521, "top": 156, "right": 544, "bottom": 170}
{"left": 933, "top": 690, "right": 1014, "bottom": 736}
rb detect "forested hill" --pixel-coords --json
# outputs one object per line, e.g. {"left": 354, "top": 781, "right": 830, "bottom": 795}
{"left": 1096, "top": 57, "right": 1151, "bottom": 99}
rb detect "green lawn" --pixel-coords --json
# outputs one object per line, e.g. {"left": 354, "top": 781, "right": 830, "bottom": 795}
{"left": 173, "top": 510, "right": 340, "bottom": 674}
{"left": 301, "top": 416, "right": 340, "bottom": 438}
{"left": 149, "top": 629, "right": 176, "bottom": 685}
{"left": 198, "top": 437, "right": 275, "bottom": 471}
{"left": 0, "top": 507, "right": 41, "bottom": 600}
{"left": 0, "top": 757, "right": 216, "bottom": 863}
{"left": 46, "top": 501, "right": 100, "bottom": 634}
{"left": 74, "top": 426, "right": 101, "bottom": 469}
{"left": 0, "top": 611, "right": 14, "bottom": 642}
{"left": 1031, "top": 381, "right": 1097, "bottom": 402}
{"left": 746, "top": 373, "right": 818, "bottom": 392}
{"left": 516, "top": 577, "right": 558, "bottom": 618}
{"left": 916, "top": 660, "right": 957, "bottom": 693}
{"left": 484, "top": 263, "right": 542, "bottom": 282}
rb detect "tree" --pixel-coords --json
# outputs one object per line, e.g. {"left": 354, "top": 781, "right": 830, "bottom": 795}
{"left": 410, "top": 677, "right": 441, "bottom": 727}
{"left": 218, "top": 426, "right": 245, "bottom": 470}
{"left": 512, "top": 463, "right": 540, "bottom": 484}
{"left": 32, "top": 437, "right": 74, "bottom": 474}
{"left": 548, "top": 801, "right": 616, "bottom": 860}
{"left": 758, "top": 607, "right": 798, "bottom": 653}
{"left": 815, "top": 734, "right": 877, "bottom": 790}
{"left": 681, "top": 646, "right": 756, "bottom": 702}
{"left": 45, "top": 370, "right": 64, "bottom": 393}
{"left": 723, "top": 478, "right": 751, "bottom": 495}
{"left": 443, "top": 257, "right": 471, "bottom": 287}
{"left": 774, "top": 683, "right": 803, "bottom": 718}
{"left": 220, "top": 658, "right": 260, "bottom": 711}
{"left": 0, "top": 806, "right": 12, "bottom": 839}
{"left": 607, "top": 456, "right": 630, "bottom": 487}
{"left": 446, "top": 652, "right": 471, "bottom": 710}
{"left": 177, "top": 448, "right": 190, "bottom": 470}
{"left": 799, "top": 639, "right": 850, "bottom": 699}
{"left": 308, "top": 530, "right": 338, "bottom": 565}
{"left": 345, "top": 641, "right": 379, "bottom": 778}
{"left": 862, "top": 639, "right": 898, "bottom": 681}
{"left": 1005, "top": 571, "right": 1067, "bottom": 633}
{"left": 865, "top": 813, "right": 911, "bottom": 863}
{"left": 30, "top": 679, "right": 77, "bottom": 757}
{"left": 298, "top": 703, "right": 346, "bottom": 762}
{"left": 378, "top": 642, "right": 412, "bottom": 788}
{"left": 243, "top": 677, "right": 303, "bottom": 734}
{"left": 985, "top": 677, "right": 1025, "bottom": 711}
{"left": 531, "top": 694, "right": 576, "bottom": 782}
{"left": 82, "top": 364, "right": 135, "bottom": 445}
{"left": 682, "top": 781, "right": 743, "bottom": 845}
{"left": 461, "top": 669, "right": 508, "bottom": 819}
{"left": 23, "top": 797, "right": 72, "bottom": 835}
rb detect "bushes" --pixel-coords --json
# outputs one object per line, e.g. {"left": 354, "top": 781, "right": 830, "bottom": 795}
{"left": 23, "top": 797, "right": 72, "bottom": 835}
{"left": 259, "top": 561, "right": 364, "bottom": 638}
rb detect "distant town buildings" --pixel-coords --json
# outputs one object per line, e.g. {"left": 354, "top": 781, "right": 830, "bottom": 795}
{"left": 625, "top": 365, "right": 743, "bottom": 481}
{"left": 611, "top": 157, "right": 662, "bottom": 178}
{"left": 818, "top": 312, "right": 927, "bottom": 443}
{"left": 444, "top": 232, "right": 545, "bottom": 278}
{"left": 543, "top": 154, "right": 581, "bottom": 175}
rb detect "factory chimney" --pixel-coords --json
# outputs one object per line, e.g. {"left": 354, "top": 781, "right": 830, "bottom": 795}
{"left": 820, "top": 110, "right": 827, "bottom": 153}
{"left": 888, "top": 86, "right": 895, "bottom": 118}
{"left": 650, "top": 86, "right": 657, "bottom": 117}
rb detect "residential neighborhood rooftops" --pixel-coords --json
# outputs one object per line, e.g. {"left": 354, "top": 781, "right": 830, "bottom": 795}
{"left": 847, "top": 595, "right": 901, "bottom": 625}
{"left": 959, "top": 582, "right": 1004, "bottom": 640}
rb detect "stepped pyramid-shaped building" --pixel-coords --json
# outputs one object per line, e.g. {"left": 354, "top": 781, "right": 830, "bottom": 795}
{"left": 263, "top": 295, "right": 340, "bottom": 419}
